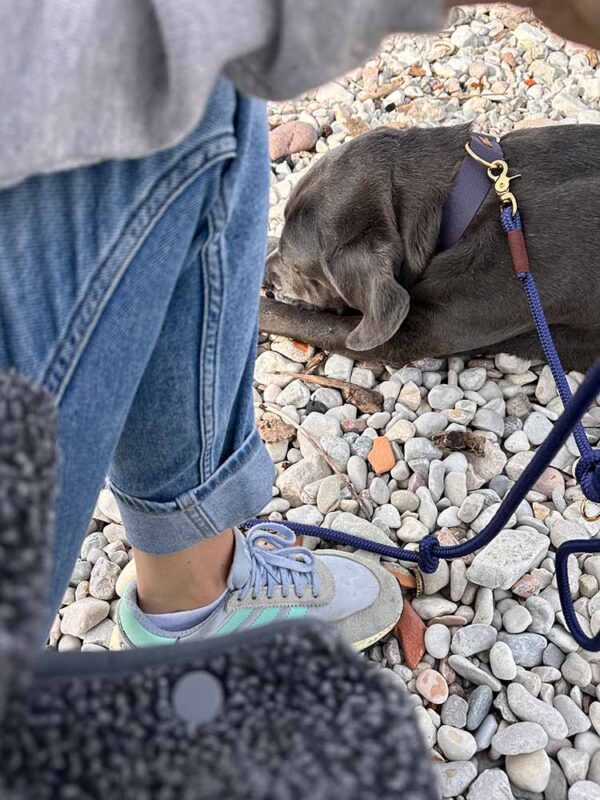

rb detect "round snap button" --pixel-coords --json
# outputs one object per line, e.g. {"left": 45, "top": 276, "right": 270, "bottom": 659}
{"left": 171, "top": 670, "right": 224, "bottom": 725}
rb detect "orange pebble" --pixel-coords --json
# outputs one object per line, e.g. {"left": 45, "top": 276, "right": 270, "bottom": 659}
{"left": 368, "top": 436, "right": 396, "bottom": 475}
{"left": 394, "top": 601, "right": 426, "bottom": 670}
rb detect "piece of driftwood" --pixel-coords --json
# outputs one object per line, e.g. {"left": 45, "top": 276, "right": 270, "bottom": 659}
{"left": 257, "top": 413, "right": 296, "bottom": 444}
{"left": 304, "top": 350, "right": 327, "bottom": 375}
{"left": 277, "top": 372, "right": 383, "bottom": 414}
{"left": 432, "top": 430, "right": 487, "bottom": 457}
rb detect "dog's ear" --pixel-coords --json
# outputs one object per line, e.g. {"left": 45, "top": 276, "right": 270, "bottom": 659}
{"left": 324, "top": 235, "right": 409, "bottom": 351}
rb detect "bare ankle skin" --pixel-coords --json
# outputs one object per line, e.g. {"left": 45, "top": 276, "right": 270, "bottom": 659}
{"left": 132, "top": 529, "right": 235, "bottom": 614}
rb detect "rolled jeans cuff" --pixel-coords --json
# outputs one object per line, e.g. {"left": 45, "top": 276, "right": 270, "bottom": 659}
{"left": 110, "top": 429, "right": 275, "bottom": 554}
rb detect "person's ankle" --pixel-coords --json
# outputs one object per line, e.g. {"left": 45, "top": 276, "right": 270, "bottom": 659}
{"left": 131, "top": 528, "right": 235, "bottom": 614}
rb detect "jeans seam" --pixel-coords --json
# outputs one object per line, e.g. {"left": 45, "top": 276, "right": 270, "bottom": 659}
{"left": 197, "top": 196, "right": 228, "bottom": 482}
{"left": 41, "top": 137, "right": 236, "bottom": 403}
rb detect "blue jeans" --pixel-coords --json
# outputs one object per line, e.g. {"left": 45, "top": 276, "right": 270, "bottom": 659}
{"left": 0, "top": 78, "right": 275, "bottom": 614}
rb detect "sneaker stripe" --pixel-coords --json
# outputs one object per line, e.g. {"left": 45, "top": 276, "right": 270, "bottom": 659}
{"left": 214, "top": 607, "right": 254, "bottom": 636}
{"left": 119, "top": 601, "right": 175, "bottom": 648}
{"left": 249, "top": 607, "right": 281, "bottom": 628}
{"left": 287, "top": 606, "right": 309, "bottom": 619}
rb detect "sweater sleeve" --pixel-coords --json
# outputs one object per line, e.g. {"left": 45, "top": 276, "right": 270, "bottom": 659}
{"left": 225, "top": 0, "right": 446, "bottom": 101}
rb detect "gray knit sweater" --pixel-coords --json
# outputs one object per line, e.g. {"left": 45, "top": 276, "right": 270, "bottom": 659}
{"left": 0, "top": 0, "right": 444, "bottom": 187}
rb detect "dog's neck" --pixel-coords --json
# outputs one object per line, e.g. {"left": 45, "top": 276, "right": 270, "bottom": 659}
{"left": 389, "top": 125, "right": 472, "bottom": 288}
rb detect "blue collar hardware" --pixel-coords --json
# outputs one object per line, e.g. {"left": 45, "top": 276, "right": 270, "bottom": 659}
{"left": 246, "top": 134, "right": 600, "bottom": 652}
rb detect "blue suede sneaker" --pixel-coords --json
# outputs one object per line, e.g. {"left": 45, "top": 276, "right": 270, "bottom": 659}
{"left": 116, "top": 523, "right": 403, "bottom": 652}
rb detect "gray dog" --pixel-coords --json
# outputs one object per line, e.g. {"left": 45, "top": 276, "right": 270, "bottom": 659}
{"left": 262, "top": 124, "right": 600, "bottom": 370}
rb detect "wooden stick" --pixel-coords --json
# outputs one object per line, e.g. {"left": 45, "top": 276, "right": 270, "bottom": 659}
{"left": 277, "top": 371, "right": 383, "bottom": 414}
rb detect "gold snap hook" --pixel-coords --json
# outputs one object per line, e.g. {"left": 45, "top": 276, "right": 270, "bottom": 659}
{"left": 581, "top": 498, "right": 600, "bottom": 522}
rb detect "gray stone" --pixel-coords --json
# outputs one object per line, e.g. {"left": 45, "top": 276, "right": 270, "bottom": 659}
{"left": 495, "top": 354, "right": 532, "bottom": 374}
{"left": 448, "top": 655, "right": 502, "bottom": 692}
{"left": 316, "top": 475, "right": 341, "bottom": 514}
{"left": 428, "top": 459, "right": 445, "bottom": 503}
{"left": 422, "top": 559, "right": 450, "bottom": 595}
{"left": 438, "top": 725, "right": 477, "bottom": 761}
{"left": 473, "top": 408, "right": 505, "bottom": 437}
{"left": 506, "top": 451, "right": 535, "bottom": 481}
{"left": 390, "top": 489, "right": 419, "bottom": 513}
{"left": 330, "top": 513, "right": 397, "bottom": 554}
{"left": 89, "top": 557, "right": 121, "bottom": 601}
{"left": 459, "top": 367, "right": 487, "bottom": 392}
{"left": 545, "top": 759, "right": 568, "bottom": 800}
{"left": 506, "top": 749, "right": 551, "bottom": 793}
{"left": 468, "top": 442, "right": 508, "bottom": 486}
{"left": 286, "top": 505, "right": 324, "bottom": 527}
{"left": 69, "top": 559, "right": 92, "bottom": 586}
{"left": 503, "top": 605, "right": 533, "bottom": 634}
{"left": 385, "top": 418, "right": 416, "bottom": 443}
{"left": 103, "top": 523, "right": 128, "bottom": 544}
{"left": 369, "top": 476, "right": 389, "bottom": 505}
{"left": 397, "top": 517, "right": 429, "bottom": 543}
{"left": 452, "top": 624, "right": 498, "bottom": 657}
{"left": 373, "top": 504, "right": 402, "bottom": 529}
{"left": 507, "top": 393, "right": 532, "bottom": 419}
{"left": 557, "top": 749, "right": 589, "bottom": 786}
{"left": 313, "top": 387, "right": 343, "bottom": 409}
{"left": 58, "top": 634, "right": 82, "bottom": 652}
{"left": 506, "top": 682, "right": 568, "bottom": 739}
{"left": 435, "top": 761, "right": 477, "bottom": 799}
{"left": 525, "top": 596, "right": 555, "bottom": 635}
{"left": 491, "top": 722, "right": 548, "bottom": 755}
{"left": 466, "top": 768, "right": 514, "bottom": 800}
{"left": 498, "top": 633, "right": 546, "bottom": 668}
{"left": 467, "top": 685, "right": 493, "bottom": 732}
{"left": 425, "top": 623, "right": 451, "bottom": 659}
{"left": 299, "top": 412, "right": 341, "bottom": 458}
{"left": 458, "top": 493, "right": 486, "bottom": 523}
{"left": 60, "top": 597, "right": 110, "bottom": 637}
{"left": 254, "top": 351, "right": 302, "bottom": 386}
{"left": 561, "top": 652, "right": 593, "bottom": 689}
{"left": 490, "top": 641, "right": 518, "bottom": 681}
{"left": 442, "top": 694, "right": 469, "bottom": 728}
{"left": 475, "top": 715, "right": 499, "bottom": 752}
{"left": 466, "top": 529, "right": 549, "bottom": 590}
{"left": 320, "top": 436, "right": 350, "bottom": 471}
{"left": 445, "top": 472, "right": 468, "bottom": 507}
{"left": 276, "top": 379, "right": 310, "bottom": 408}
{"left": 412, "top": 595, "right": 457, "bottom": 621}
{"left": 404, "top": 437, "right": 443, "bottom": 462}
{"left": 81, "top": 531, "right": 108, "bottom": 560}
{"left": 504, "top": 430, "right": 530, "bottom": 453}
{"left": 429, "top": 384, "right": 464, "bottom": 410}
{"left": 276, "top": 458, "right": 331, "bottom": 506}
{"left": 347, "top": 454, "right": 368, "bottom": 491}
{"left": 568, "top": 782, "right": 600, "bottom": 800}
{"left": 523, "top": 412, "right": 554, "bottom": 446}
{"left": 414, "top": 411, "right": 448, "bottom": 438}
{"left": 323, "top": 354, "right": 353, "bottom": 382}
{"left": 82, "top": 617, "right": 116, "bottom": 649}
{"left": 536, "top": 365, "right": 557, "bottom": 405}
{"left": 549, "top": 519, "right": 590, "bottom": 549}
{"left": 450, "top": 560, "right": 468, "bottom": 603}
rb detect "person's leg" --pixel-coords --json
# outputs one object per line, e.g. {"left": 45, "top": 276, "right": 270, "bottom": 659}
{"left": 0, "top": 77, "right": 272, "bottom": 618}
{"left": 109, "top": 88, "right": 275, "bottom": 614}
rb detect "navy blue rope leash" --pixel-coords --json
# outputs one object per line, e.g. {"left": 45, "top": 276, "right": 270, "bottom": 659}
{"left": 501, "top": 206, "right": 600, "bottom": 504}
{"left": 247, "top": 155, "right": 600, "bottom": 651}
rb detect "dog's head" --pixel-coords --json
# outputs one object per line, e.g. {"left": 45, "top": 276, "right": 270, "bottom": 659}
{"left": 265, "top": 125, "right": 470, "bottom": 351}
{"left": 265, "top": 132, "right": 412, "bottom": 352}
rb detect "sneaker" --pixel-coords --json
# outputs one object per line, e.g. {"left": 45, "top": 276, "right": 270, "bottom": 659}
{"left": 116, "top": 522, "right": 403, "bottom": 652}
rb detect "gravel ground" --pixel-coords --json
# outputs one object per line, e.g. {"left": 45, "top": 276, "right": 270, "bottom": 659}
{"left": 51, "top": 5, "right": 600, "bottom": 799}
